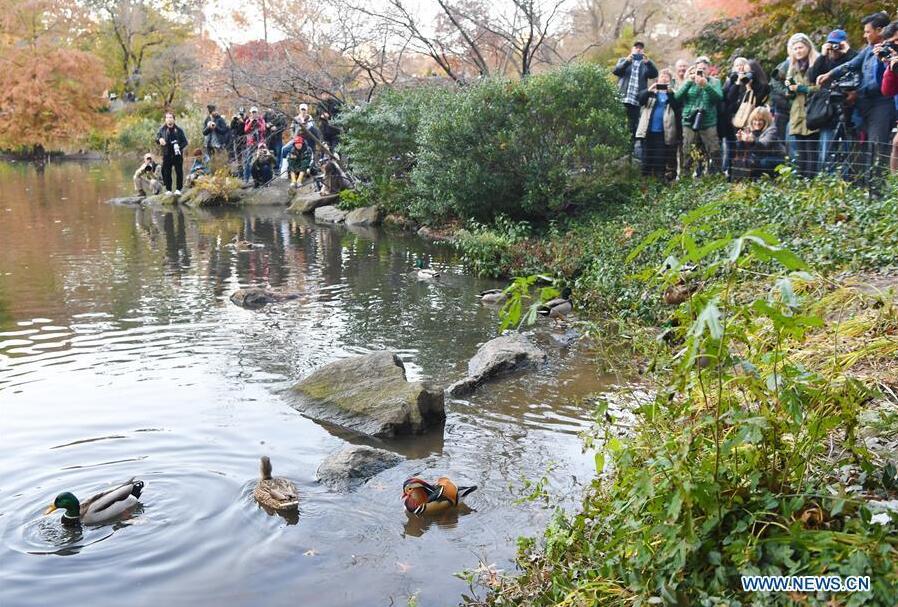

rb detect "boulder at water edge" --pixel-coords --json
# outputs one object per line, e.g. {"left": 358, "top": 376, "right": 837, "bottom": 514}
{"left": 106, "top": 195, "right": 145, "bottom": 206}
{"left": 143, "top": 191, "right": 180, "bottom": 206}
{"left": 314, "top": 205, "right": 348, "bottom": 224}
{"left": 345, "top": 205, "right": 382, "bottom": 227}
{"left": 447, "top": 333, "right": 547, "bottom": 397}
{"left": 230, "top": 287, "right": 299, "bottom": 309}
{"left": 316, "top": 445, "right": 404, "bottom": 491}
{"left": 242, "top": 179, "right": 292, "bottom": 206}
{"left": 292, "top": 351, "right": 445, "bottom": 438}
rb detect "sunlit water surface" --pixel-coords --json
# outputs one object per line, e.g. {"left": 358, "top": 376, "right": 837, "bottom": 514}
{"left": 0, "top": 160, "right": 612, "bottom": 606}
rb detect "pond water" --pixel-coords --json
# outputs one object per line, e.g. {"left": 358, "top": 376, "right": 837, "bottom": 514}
{"left": 0, "top": 160, "right": 612, "bottom": 607}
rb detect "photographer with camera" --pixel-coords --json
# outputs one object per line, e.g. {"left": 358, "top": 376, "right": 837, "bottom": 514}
{"left": 809, "top": 30, "right": 858, "bottom": 173}
{"left": 230, "top": 108, "right": 246, "bottom": 163}
{"left": 674, "top": 57, "right": 723, "bottom": 176}
{"left": 635, "top": 69, "right": 680, "bottom": 179}
{"left": 133, "top": 153, "right": 161, "bottom": 196}
{"left": 732, "top": 107, "right": 785, "bottom": 180}
{"left": 155, "top": 112, "right": 188, "bottom": 195}
{"left": 242, "top": 107, "right": 267, "bottom": 184}
{"left": 202, "top": 104, "right": 230, "bottom": 163}
{"left": 771, "top": 34, "right": 819, "bottom": 177}
{"left": 877, "top": 22, "right": 898, "bottom": 171}
{"left": 613, "top": 42, "right": 659, "bottom": 145}
{"left": 817, "top": 12, "right": 895, "bottom": 172}
{"left": 722, "top": 57, "right": 770, "bottom": 175}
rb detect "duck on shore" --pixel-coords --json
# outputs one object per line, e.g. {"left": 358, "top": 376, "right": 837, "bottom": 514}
{"left": 44, "top": 478, "right": 145, "bottom": 526}
{"left": 538, "top": 287, "right": 573, "bottom": 320}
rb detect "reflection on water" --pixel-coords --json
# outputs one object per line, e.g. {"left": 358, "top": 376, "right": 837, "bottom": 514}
{"left": 0, "top": 160, "right": 614, "bottom": 607}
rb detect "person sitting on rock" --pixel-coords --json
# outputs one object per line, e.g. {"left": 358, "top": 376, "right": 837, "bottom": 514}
{"left": 250, "top": 143, "right": 277, "bottom": 187}
{"left": 185, "top": 148, "right": 209, "bottom": 189}
{"left": 133, "top": 153, "right": 161, "bottom": 196}
{"left": 319, "top": 159, "right": 352, "bottom": 196}
{"left": 286, "top": 135, "right": 312, "bottom": 188}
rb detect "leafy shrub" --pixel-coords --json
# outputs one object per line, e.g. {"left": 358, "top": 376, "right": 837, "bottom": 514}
{"left": 339, "top": 64, "right": 630, "bottom": 224}
{"left": 111, "top": 106, "right": 205, "bottom": 155}
{"left": 413, "top": 64, "right": 630, "bottom": 223}
{"left": 454, "top": 216, "right": 533, "bottom": 278}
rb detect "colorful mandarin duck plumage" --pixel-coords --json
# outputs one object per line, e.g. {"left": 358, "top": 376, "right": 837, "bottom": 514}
{"left": 402, "top": 476, "right": 477, "bottom": 515}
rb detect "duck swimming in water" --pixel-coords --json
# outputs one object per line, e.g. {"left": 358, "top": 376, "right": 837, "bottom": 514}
{"left": 253, "top": 456, "right": 299, "bottom": 512}
{"left": 479, "top": 289, "right": 507, "bottom": 304}
{"left": 44, "top": 478, "right": 144, "bottom": 526}
{"left": 402, "top": 476, "right": 477, "bottom": 515}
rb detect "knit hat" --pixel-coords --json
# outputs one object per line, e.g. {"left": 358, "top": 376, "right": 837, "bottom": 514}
{"left": 826, "top": 29, "right": 848, "bottom": 44}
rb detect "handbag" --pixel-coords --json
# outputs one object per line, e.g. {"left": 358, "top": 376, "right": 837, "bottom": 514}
{"left": 805, "top": 89, "right": 836, "bottom": 131}
{"left": 731, "top": 89, "right": 756, "bottom": 129}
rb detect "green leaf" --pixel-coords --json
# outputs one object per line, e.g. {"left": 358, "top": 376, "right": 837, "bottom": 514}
{"left": 594, "top": 451, "right": 605, "bottom": 475}
{"left": 626, "top": 227, "right": 668, "bottom": 263}
{"left": 690, "top": 298, "right": 723, "bottom": 340}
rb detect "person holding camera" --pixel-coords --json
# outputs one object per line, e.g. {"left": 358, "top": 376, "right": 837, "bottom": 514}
{"left": 809, "top": 30, "right": 858, "bottom": 173}
{"left": 202, "top": 105, "right": 230, "bottom": 162}
{"left": 722, "top": 57, "right": 770, "bottom": 175}
{"left": 877, "top": 23, "right": 898, "bottom": 172}
{"left": 133, "top": 153, "right": 161, "bottom": 196}
{"left": 230, "top": 108, "right": 246, "bottom": 163}
{"left": 635, "top": 69, "right": 680, "bottom": 179}
{"left": 250, "top": 143, "right": 277, "bottom": 187}
{"left": 242, "top": 107, "right": 267, "bottom": 183}
{"left": 674, "top": 57, "right": 724, "bottom": 176}
{"left": 731, "top": 107, "right": 785, "bottom": 180}
{"left": 613, "top": 42, "right": 659, "bottom": 146}
{"left": 155, "top": 112, "right": 188, "bottom": 195}
{"left": 817, "top": 12, "right": 895, "bottom": 172}
{"left": 771, "top": 34, "right": 819, "bottom": 177}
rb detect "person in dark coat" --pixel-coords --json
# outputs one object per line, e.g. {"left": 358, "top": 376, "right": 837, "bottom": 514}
{"left": 202, "top": 105, "right": 231, "bottom": 161}
{"left": 612, "top": 41, "right": 659, "bottom": 145}
{"left": 230, "top": 108, "right": 246, "bottom": 163}
{"left": 731, "top": 106, "right": 786, "bottom": 179}
{"left": 808, "top": 29, "right": 859, "bottom": 172}
{"left": 721, "top": 58, "right": 771, "bottom": 175}
{"left": 155, "top": 112, "right": 188, "bottom": 194}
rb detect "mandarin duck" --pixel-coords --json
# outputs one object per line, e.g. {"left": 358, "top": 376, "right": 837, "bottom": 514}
{"left": 402, "top": 476, "right": 477, "bottom": 515}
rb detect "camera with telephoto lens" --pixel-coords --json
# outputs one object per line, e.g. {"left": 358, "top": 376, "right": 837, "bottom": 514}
{"left": 739, "top": 71, "right": 754, "bottom": 83}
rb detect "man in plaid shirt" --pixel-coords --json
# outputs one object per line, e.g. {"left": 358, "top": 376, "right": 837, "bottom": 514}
{"left": 613, "top": 42, "right": 659, "bottom": 146}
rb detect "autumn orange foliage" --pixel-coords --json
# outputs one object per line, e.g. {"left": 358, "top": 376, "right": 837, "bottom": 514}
{"left": 0, "top": 0, "right": 110, "bottom": 151}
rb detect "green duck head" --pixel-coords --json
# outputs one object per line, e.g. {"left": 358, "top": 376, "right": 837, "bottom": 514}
{"left": 414, "top": 258, "right": 425, "bottom": 269}
{"left": 45, "top": 492, "right": 81, "bottom": 523}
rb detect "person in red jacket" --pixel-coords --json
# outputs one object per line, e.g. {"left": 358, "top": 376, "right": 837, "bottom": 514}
{"left": 880, "top": 25, "right": 898, "bottom": 171}
{"left": 242, "top": 107, "right": 267, "bottom": 182}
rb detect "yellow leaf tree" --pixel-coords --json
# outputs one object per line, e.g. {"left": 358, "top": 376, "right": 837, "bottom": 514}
{"left": 0, "top": 0, "right": 110, "bottom": 153}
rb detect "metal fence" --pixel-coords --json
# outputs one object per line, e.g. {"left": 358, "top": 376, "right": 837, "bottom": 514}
{"left": 635, "top": 138, "right": 891, "bottom": 194}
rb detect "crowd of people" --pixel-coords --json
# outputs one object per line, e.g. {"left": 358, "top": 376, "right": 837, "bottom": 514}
{"left": 615, "top": 11, "right": 898, "bottom": 185}
{"left": 136, "top": 102, "right": 343, "bottom": 196}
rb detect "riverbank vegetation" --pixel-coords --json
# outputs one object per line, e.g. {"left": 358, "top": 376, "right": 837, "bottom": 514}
{"left": 478, "top": 231, "right": 898, "bottom": 604}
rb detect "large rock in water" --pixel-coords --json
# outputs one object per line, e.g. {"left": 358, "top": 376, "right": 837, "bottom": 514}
{"left": 345, "top": 205, "right": 382, "bottom": 227}
{"left": 316, "top": 445, "right": 403, "bottom": 491}
{"left": 447, "top": 333, "right": 547, "bottom": 397}
{"left": 287, "top": 195, "right": 340, "bottom": 213}
{"left": 314, "top": 205, "right": 348, "bottom": 224}
{"left": 292, "top": 352, "right": 445, "bottom": 438}
{"left": 143, "top": 192, "right": 179, "bottom": 206}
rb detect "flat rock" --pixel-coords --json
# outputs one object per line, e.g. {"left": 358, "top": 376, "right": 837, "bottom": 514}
{"left": 107, "top": 195, "right": 145, "bottom": 206}
{"left": 144, "top": 192, "right": 179, "bottom": 205}
{"left": 384, "top": 214, "right": 418, "bottom": 231}
{"left": 242, "top": 180, "right": 292, "bottom": 205}
{"left": 314, "top": 205, "right": 348, "bottom": 224}
{"left": 292, "top": 351, "right": 445, "bottom": 438}
{"left": 230, "top": 287, "right": 299, "bottom": 309}
{"left": 447, "top": 333, "right": 547, "bottom": 397}
{"left": 417, "top": 226, "right": 452, "bottom": 241}
{"left": 287, "top": 192, "right": 340, "bottom": 214}
{"left": 345, "top": 205, "right": 382, "bottom": 227}
{"left": 316, "top": 445, "right": 403, "bottom": 491}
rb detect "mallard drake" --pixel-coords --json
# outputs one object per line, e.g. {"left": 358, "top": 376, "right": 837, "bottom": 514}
{"left": 44, "top": 478, "right": 144, "bottom": 526}
{"left": 254, "top": 456, "right": 298, "bottom": 512}
{"left": 538, "top": 287, "right": 573, "bottom": 319}
{"left": 402, "top": 476, "right": 477, "bottom": 515}
{"left": 479, "top": 289, "right": 507, "bottom": 304}
{"left": 410, "top": 259, "right": 439, "bottom": 281}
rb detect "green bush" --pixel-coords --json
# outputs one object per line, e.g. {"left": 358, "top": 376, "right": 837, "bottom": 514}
{"left": 413, "top": 65, "right": 630, "bottom": 223}
{"left": 340, "top": 64, "right": 630, "bottom": 224}
{"left": 337, "top": 86, "right": 449, "bottom": 213}
{"left": 111, "top": 105, "right": 205, "bottom": 155}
